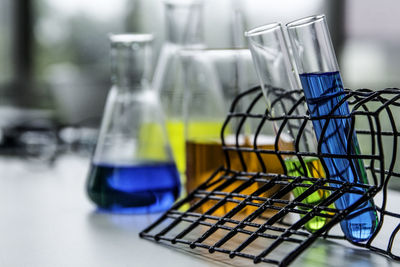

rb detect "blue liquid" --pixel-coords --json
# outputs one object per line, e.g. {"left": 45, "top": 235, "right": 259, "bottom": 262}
{"left": 86, "top": 162, "right": 181, "bottom": 213}
{"left": 299, "top": 71, "right": 378, "bottom": 242}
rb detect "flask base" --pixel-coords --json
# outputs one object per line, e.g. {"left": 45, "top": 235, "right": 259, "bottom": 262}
{"left": 86, "top": 162, "right": 181, "bottom": 214}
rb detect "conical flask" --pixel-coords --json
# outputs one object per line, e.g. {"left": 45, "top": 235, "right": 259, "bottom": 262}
{"left": 86, "top": 34, "right": 181, "bottom": 213}
{"left": 180, "top": 48, "right": 289, "bottom": 216}
{"left": 152, "top": 0, "right": 205, "bottom": 180}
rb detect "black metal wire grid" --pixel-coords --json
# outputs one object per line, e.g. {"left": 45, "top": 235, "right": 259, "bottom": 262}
{"left": 139, "top": 86, "right": 400, "bottom": 266}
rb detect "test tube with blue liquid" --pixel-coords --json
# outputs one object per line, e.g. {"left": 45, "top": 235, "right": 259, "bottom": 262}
{"left": 286, "top": 15, "right": 378, "bottom": 242}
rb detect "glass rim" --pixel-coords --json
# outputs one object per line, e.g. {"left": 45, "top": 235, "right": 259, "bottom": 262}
{"left": 178, "top": 47, "right": 250, "bottom": 57}
{"left": 109, "top": 33, "right": 154, "bottom": 43}
{"left": 286, "top": 14, "right": 325, "bottom": 29}
{"left": 181, "top": 47, "right": 249, "bottom": 52}
{"left": 244, "top": 22, "right": 282, "bottom": 38}
{"left": 163, "top": 0, "right": 203, "bottom": 7}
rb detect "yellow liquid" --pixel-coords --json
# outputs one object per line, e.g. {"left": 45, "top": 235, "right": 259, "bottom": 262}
{"left": 187, "top": 121, "right": 225, "bottom": 142}
{"left": 166, "top": 120, "right": 185, "bottom": 175}
{"left": 166, "top": 120, "right": 225, "bottom": 179}
{"left": 137, "top": 122, "right": 168, "bottom": 161}
{"left": 186, "top": 135, "right": 293, "bottom": 216}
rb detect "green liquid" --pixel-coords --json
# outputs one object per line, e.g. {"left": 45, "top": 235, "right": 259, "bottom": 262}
{"left": 285, "top": 157, "right": 331, "bottom": 232}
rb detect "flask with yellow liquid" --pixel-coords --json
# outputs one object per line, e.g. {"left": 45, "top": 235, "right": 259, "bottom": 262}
{"left": 181, "top": 48, "right": 291, "bottom": 217}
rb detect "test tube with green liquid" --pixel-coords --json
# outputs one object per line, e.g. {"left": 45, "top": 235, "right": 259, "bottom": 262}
{"left": 245, "top": 23, "right": 331, "bottom": 232}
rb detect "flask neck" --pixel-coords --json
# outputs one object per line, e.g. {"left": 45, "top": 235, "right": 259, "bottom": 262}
{"left": 164, "top": 1, "right": 204, "bottom": 46}
{"left": 110, "top": 34, "right": 153, "bottom": 89}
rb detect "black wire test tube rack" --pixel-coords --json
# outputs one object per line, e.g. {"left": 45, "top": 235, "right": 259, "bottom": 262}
{"left": 140, "top": 86, "right": 400, "bottom": 266}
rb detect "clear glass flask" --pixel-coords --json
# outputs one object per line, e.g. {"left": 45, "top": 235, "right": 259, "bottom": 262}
{"left": 180, "top": 48, "right": 289, "bottom": 216}
{"left": 86, "top": 34, "right": 180, "bottom": 214}
{"left": 286, "top": 14, "right": 378, "bottom": 241}
{"left": 152, "top": 0, "right": 205, "bottom": 181}
{"left": 245, "top": 23, "right": 330, "bottom": 232}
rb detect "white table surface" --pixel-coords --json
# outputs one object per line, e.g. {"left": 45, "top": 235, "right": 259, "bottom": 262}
{"left": 0, "top": 155, "right": 399, "bottom": 267}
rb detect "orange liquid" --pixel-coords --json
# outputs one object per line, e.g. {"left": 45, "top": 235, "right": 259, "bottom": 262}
{"left": 186, "top": 135, "right": 293, "bottom": 216}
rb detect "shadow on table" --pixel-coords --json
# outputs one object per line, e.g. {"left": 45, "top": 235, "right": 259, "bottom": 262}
{"left": 86, "top": 210, "right": 397, "bottom": 267}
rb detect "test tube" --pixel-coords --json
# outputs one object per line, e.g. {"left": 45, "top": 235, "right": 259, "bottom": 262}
{"left": 286, "top": 14, "right": 378, "bottom": 242}
{"left": 245, "top": 23, "right": 330, "bottom": 232}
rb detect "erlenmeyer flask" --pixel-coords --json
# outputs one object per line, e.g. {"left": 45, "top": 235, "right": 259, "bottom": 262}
{"left": 152, "top": 0, "right": 205, "bottom": 181}
{"left": 181, "top": 48, "right": 288, "bottom": 216}
{"left": 86, "top": 34, "right": 180, "bottom": 213}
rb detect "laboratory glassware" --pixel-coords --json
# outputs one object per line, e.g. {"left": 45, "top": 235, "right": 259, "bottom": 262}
{"left": 180, "top": 48, "right": 289, "bottom": 215}
{"left": 152, "top": 0, "right": 205, "bottom": 180}
{"left": 246, "top": 22, "right": 330, "bottom": 232}
{"left": 86, "top": 34, "right": 180, "bottom": 213}
{"left": 286, "top": 14, "right": 378, "bottom": 242}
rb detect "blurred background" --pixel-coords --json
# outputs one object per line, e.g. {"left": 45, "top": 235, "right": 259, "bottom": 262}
{"left": 1, "top": 0, "right": 398, "bottom": 123}
{"left": 0, "top": 0, "right": 399, "bottom": 164}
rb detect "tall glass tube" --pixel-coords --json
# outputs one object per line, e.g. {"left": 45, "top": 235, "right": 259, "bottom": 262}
{"left": 153, "top": 0, "right": 205, "bottom": 182}
{"left": 286, "top": 14, "right": 378, "bottom": 242}
{"left": 245, "top": 23, "right": 330, "bottom": 232}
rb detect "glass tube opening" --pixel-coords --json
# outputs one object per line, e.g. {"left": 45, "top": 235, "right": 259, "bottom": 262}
{"left": 286, "top": 14, "right": 325, "bottom": 29}
{"left": 163, "top": 0, "right": 202, "bottom": 7}
{"left": 109, "top": 33, "right": 153, "bottom": 44}
{"left": 244, "top": 22, "right": 282, "bottom": 38}
{"left": 286, "top": 14, "right": 338, "bottom": 73}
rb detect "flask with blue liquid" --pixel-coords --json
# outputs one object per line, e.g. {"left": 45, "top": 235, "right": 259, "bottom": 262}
{"left": 286, "top": 15, "right": 378, "bottom": 242}
{"left": 86, "top": 34, "right": 181, "bottom": 213}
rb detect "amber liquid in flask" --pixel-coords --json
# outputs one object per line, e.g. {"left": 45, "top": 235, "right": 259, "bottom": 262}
{"left": 86, "top": 34, "right": 180, "bottom": 213}
{"left": 186, "top": 134, "right": 293, "bottom": 216}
